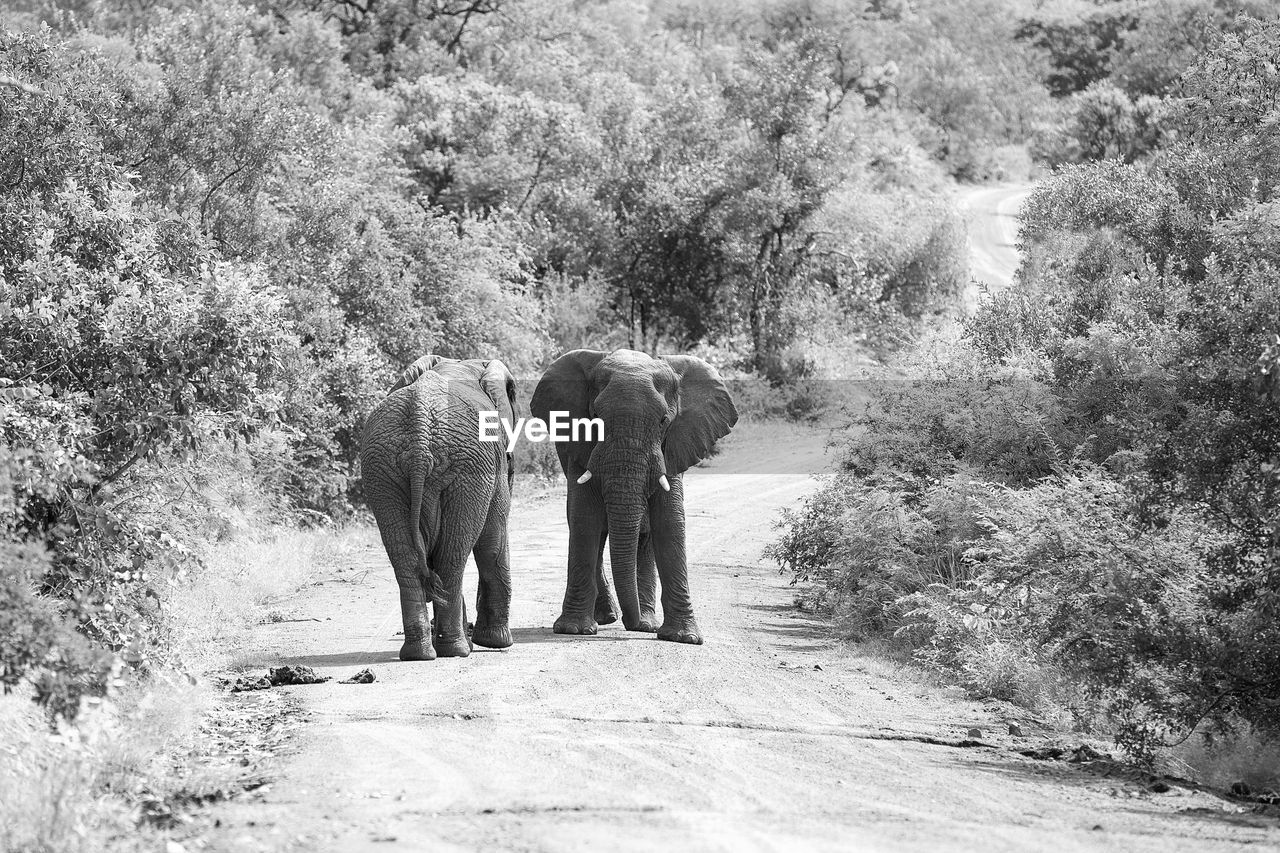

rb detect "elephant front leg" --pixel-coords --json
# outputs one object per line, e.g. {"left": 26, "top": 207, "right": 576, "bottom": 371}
{"left": 592, "top": 536, "right": 618, "bottom": 626}
{"left": 649, "top": 477, "right": 702, "bottom": 645}
{"left": 633, "top": 532, "right": 659, "bottom": 633}
{"left": 554, "top": 518, "right": 604, "bottom": 636}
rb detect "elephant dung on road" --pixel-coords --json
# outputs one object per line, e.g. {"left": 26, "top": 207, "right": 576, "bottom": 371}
{"left": 361, "top": 354, "right": 517, "bottom": 661}
{"left": 530, "top": 349, "right": 738, "bottom": 645}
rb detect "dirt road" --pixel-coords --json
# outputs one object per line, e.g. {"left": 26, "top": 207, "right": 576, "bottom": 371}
{"left": 956, "top": 183, "right": 1033, "bottom": 308}
{"left": 203, "top": 420, "right": 1276, "bottom": 852}
{"left": 199, "top": 185, "right": 1277, "bottom": 851}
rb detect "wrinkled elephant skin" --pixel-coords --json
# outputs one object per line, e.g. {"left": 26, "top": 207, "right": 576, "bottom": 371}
{"left": 531, "top": 349, "right": 738, "bottom": 644}
{"left": 361, "top": 355, "right": 518, "bottom": 661}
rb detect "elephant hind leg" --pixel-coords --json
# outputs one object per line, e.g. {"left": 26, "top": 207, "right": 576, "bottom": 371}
{"left": 431, "top": 486, "right": 492, "bottom": 658}
{"left": 472, "top": 478, "right": 513, "bottom": 650}
{"left": 370, "top": 496, "right": 436, "bottom": 661}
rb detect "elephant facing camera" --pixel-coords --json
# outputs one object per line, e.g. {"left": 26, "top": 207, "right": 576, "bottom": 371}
{"left": 530, "top": 348, "right": 739, "bottom": 645}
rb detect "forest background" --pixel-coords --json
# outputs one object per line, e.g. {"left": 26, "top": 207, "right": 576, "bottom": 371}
{"left": 3, "top": 1, "right": 1279, "bottom": 848}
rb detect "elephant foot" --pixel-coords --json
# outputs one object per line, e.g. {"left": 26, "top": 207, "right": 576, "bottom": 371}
{"left": 400, "top": 638, "right": 437, "bottom": 661}
{"left": 553, "top": 613, "right": 598, "bottom": 635}
{"left": 472, "top": 623, "right": 513, "bottom": 649}
{"left": 434, "top": 636, "right": 472, "bottom": 658}
{"left": 593, "top": 598, "right": 618, "bottom": 626}
{"left": 624, "top": 612, "right": 659, "bottom": 633}
{"left": 657, "top": 619, "right": 703, "bottom": 645}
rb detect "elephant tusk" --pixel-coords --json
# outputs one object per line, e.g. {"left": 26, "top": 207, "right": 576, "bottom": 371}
{"left": 658, "top": 475, "right": 670, "bottom": 492}
{"left": 577, "top": 470, "right": 592, "bottom": 484}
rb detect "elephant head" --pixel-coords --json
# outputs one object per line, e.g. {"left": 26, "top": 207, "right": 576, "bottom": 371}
{"left": 392, "top": 354, "right": 516, "bottom": 416}
{"left": 530, "top": 349, "right": 737, "bottom": 627}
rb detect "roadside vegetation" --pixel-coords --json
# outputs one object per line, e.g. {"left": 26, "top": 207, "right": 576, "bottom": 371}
{"left": 769, "top": 4, "right": 1280, "bottom": 795}
{"left": 8, "top": 0, "right": 1276, "bottom": 843}
{"left": 0, "top": 0, "right": 1051, "bottom": 847}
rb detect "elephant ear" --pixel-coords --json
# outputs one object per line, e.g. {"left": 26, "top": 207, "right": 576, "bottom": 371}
{"left": 478, "top": 359, "right": 518, "bottom": 425}
{"left": 480, "top": 359, "right": 518, "bottom": 488}
{"left": 530, "top": 349, "right": 607, "bottom": 473}
{"left": 661, "top": 355, "right": 738, "bottom": 475}
{"left": 391, "top": 354, "right": 454, "bottom": 392}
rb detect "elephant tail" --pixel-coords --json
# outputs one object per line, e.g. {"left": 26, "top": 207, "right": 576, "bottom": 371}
{"left": 407, "top": 448, "right": 438, "bottom": 602}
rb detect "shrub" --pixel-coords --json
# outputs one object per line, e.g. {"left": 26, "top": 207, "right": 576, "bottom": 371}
{"left": 0, "top": 28, "right": 300, "bottom": 722}
{"left": 831, "top": 365, "right": 1070, "bottom": 486}
{"left": 899, "top": 466, "right": 1267, "bottom": 764}
{"left": 1037, "top": 83, "right": 1174, "bottom": 165}
{"left": 773, "top": 16, "right": 1280, "bottom": 764}
{"left": 768, "top": 472, "right": 989, "bottom": 638}
{"left": 810, "top": 177, "right": 968, "bottom": 327}
{"left": 0, "top": 539, "right": 116, "bottom": 723}
{"left": 538, "top": 274, "right": 626, "bottom": 353}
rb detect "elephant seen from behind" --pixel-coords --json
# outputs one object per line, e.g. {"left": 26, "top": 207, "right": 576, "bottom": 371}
{"left": 361, "top": 354, "right": 518, "bottom": 661}
{"left": 530, "top": 349, "right": 738, "bottom": 644}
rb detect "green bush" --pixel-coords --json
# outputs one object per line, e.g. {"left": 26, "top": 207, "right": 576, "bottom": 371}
{"left": 809, "top": 172, "right": 968, "bottom": 330}
{"left": 898, "top": 466, "right": 1262, "bottom": 764}
{"left": 832, "top": 365, "right": 1069, "bottom": 487}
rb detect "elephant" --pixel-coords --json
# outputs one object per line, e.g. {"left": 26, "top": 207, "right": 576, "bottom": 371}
{"left": 530, "top": 348, "right": 738, "bottom": 645}
{"left": 360, "top": 354, "right": 517, "bottom": 660}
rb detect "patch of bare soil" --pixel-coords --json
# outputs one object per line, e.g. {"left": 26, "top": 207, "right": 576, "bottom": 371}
{"left": 146, "top": 689, "right": 304, "bottom": 837}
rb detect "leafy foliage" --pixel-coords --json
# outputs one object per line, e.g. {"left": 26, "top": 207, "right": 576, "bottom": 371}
{"left": 2, "top": 0, "right": 1001, "bottom": 724}
{"left": 772, "top": 14, "right": 1280, "bottom": 763}
{"left": 0, "top": 28, "right": 300, "bottom": 719}
{"left": 1020, "top": 1, "right": 1274, "bottom": 167}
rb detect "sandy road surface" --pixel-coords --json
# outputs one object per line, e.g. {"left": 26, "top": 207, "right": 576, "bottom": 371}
{"left": 957, "top": 183, "right": 1033, "bottom": 307}
{"left": 203, "top": 421, "right": 1277, "bottom": 852}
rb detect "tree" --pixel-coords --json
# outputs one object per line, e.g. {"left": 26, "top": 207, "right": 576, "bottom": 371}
{"left": 0, "top": 28, "right": 297, "bottom": 714}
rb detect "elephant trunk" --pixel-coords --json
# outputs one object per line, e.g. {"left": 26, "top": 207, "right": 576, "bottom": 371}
{"left": 601, "top": 446, "right": 649, "bottom": 629}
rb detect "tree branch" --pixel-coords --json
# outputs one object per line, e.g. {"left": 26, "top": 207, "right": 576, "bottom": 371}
{"left": 0, "top": 76, "right": 41, "bottom": 95}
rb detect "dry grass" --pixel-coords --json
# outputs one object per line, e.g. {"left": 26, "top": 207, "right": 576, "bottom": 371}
{"left": 0, "top": 681, "right": 216, "bottom": 853}
{"left": 944, "top": 639, "right": 1104, "bottom": 733}
{"left": 1, "top": 452, "right": 350, "bottom": 852}
{"left": 0, "top": 696, "right": 123, "bottom": 853}
{"left": 174, "top": 527, "right": 349, "bottom": 671}
{"left": 1171, "top": 723, "right": 1280, "bottom": 794}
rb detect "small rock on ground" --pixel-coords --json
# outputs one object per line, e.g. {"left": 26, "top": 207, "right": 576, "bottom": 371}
{"left": 1069, "top": 744, "right": 1111, "bottom": 763}
{"left": 1020, "top": 745, "right": 1066, "bottom": 761}
{"left": 342, "top": 668, "right": 376, "bottom": 684}
{"left": 230, "top": 674, "right": 272, "bottom": 693}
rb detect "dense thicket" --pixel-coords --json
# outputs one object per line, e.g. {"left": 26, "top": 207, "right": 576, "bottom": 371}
{"left": 1, "top": 0, "right": 1045, "bottom": 720}
{"left": 1022, "top": 0, "right": 1276, "bottom": 165}
{"left": 771, "top": 13, "right": 1280, "bottom": 763}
